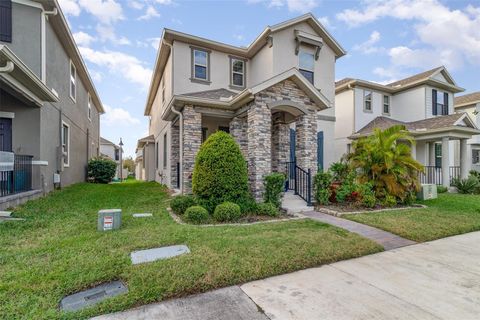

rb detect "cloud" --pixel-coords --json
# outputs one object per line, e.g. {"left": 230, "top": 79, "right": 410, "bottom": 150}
{"left": 155, "top": 0, "right": 173, "bottom": 4}
{"left": 338, "top": 0, "right": 480, "bottom": 72}
{"left": 58, "top": 0, "right": 81, "bottom": 16}
{"left": 128, "top": 0, "right": 144, "bottom": 9}
{"left": 317, "top": 16, "right": 332, "bottom": 29}
{"left": 248, "top": 0, "right": 318, "bottom": 13}
{"left": 90, "top": 70, "right": 103, "bottom": 82}
{"left": 353, "top": 30, "right": 384, "bottom": 54}
{"left": 102, "top": 105, "right": 141, "bottom": 126}
{"left": 138, "top": 5, "right": 161, "bottom": 20}
{"left": 79, "top": 47, "right": 152, "bottom": 89}
{"left": 96, "top": 24, "right": 131, "bottom": 45}
{"left": 73, "top": 31, "right": 95, "bottom": 46}
{"left": 78, "top": 0, "right": 124, "bottom": 24}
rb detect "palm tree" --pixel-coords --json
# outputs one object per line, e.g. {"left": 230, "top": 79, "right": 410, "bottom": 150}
{"left": 348, "top": 125, "right": 424, "bottom": 201}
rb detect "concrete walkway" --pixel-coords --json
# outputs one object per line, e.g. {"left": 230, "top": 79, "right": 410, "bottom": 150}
{"left": 92, "top": 232, "right": 480, "bottom": 320}
{"left": 302, "top": 210, "right": 416, "bottom": 250}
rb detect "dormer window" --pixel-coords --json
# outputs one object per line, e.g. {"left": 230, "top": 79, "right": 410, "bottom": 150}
{"left": 299, "top": 51, "right": 314, "bottom": 84}
{"left": 191, "top": 47, "right": 210, "bottom": 83}
{"left": 230, "top": 57, "right": 246, "bottom": 89}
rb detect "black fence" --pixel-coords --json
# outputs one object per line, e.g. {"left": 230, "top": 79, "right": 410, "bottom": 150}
{"left": 0, "top": 154, "right": 33, "bottom": 197}
{"left": 419, "top": 166, "right": 461, "bottom": 185}
{"left": 285, "top": 161, "right": 312, "bottom": 206}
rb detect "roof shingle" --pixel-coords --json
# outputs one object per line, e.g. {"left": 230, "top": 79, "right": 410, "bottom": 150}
{"left": 454, "top": 92, "right": 480, "bottom": 107}
{"left": 180, "top": 88, "right": 237, "bottom": 100}
{"left": 387, "top": 66, "right": 443, "bottom": 88}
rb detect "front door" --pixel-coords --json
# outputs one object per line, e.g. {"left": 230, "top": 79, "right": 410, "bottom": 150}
{"left": 0, "top": 118, "right": 12, "bottom": 152}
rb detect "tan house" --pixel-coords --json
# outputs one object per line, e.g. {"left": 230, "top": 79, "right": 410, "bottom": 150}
{"left": 454, "top": 92, "right": 480, "bottom": 172}
{"left": 142, "top": 13, "right": 345, "bottom": 201}
{"left": 335, "top": 67, "right": 480, "bottom": 187}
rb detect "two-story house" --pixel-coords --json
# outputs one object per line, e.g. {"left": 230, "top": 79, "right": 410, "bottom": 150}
{"left": 335, "top": 66, "right": 480, "bottom": 187}
{"left": 100, "top": 137, "right": 122, "bottom": 180}
{"left": 455, "top": 92, "right": 480, "bottom": 172}
{"left": 141, "top": 13, "right": 346, "bottom": 200}
{"left": 0, "top": 0, "right": 104, "bottom": 209}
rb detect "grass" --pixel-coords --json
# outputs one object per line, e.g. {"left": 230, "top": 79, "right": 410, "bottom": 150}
{"left": 0, "top": 181, "right": 382, "bottom": 319}
{"left": 346, "top": 193, "right": 480, "bottom": 242}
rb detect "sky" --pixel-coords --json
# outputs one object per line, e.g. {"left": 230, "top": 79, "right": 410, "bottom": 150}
{"left": 58, "top": 0, "right": 480, "bottom": 157}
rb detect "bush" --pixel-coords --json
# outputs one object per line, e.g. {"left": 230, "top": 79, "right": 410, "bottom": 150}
{"left": 452, "top": 176, "right": 479, "bottom": 194}
{"left": 213, "top": 202, "right": 242, "bottom": 222}
{"left": 192, "top": 131, "right": 249, "bottom": 212}
{"left": 236, "top": 195, "right": 258, "bottom": 215}
{"left": 335, "top": 172, "right": 357, "bottom": 203}
{"left": 330, "top": 160, "right": 350, "bottom": 182}
{"left": 170, "top": 195, "right": 197, "bottom": 215}
{"left": 382, "top": 195, "right": 397, "bottom": 207}
{"left": 314, "top": 171, "right": 333, "bottom": 205}
{"left": 362, "top": 194, "right": 377, "bottom": 208}
{"left": 436, "top": 185, "right": 448, "bottom": 193}
{"left": 87, "top": 157, "right": 117, "bottom": 183}
{"left": 263, "top": 173, "right": 285, "bottom": 207}
{"left": 257, "top": 202, "right": 279, "bottom": 217}
{"left": 356, "top": 183, "right": 376, "bottom": 208}
{"left": 184, "top": 206, "right": 210, "bottom": 224}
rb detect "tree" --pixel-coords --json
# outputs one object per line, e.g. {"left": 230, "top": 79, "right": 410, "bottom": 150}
{"left": 348, "top": 125, "right": 424, "bottom": 202}
{"left": 123, "top": 156, "right": 134, "bottom": 172}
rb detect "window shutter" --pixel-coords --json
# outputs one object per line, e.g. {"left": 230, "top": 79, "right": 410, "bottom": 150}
{"left": 443, "top": 92, "right": 449, "bottom": 115}
{"left": 432, "top": 89, "right": 437, "bottom": 115}
{"left": 0, "top": 0, "right": 12, "bottom": 43}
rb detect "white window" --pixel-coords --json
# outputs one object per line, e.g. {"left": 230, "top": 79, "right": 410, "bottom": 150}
{"left": 383, "top": 95, "right": 390, "bottom": 114}
{"left": 364, "top": 90, "right": 372, "bottom": 112}
{"left": 163, "top": 133, "right": 168, "bottom": 169}
{"left": 473, "top": 149, "right": 480, "bottom": 164}
{"left": 192, "top": 49, "right": 208, "bottom": 80}
{"left": 87, "top": 94, "right": 92, "bottom": 121}
{"left": 161, "top": 79, "right": 166, "bottom": 104}
{"left": 69, "top": 60, "right": 76, "bottom": 101}
{"left": 299, "top": 51, "right": 314, "bottom": 84}
{"left": 62, "top": 122, "right": 70, "bottom": 167}
{"left": 231, "top": 58, "right": 245, "bottom": 87}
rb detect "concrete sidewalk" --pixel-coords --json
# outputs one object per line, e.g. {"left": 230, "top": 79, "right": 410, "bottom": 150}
{"left": 93, "top": 231, "right": 480, "bottom": 320}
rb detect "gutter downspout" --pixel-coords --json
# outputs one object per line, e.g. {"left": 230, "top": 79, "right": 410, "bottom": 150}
{"left": 0, "top": 61, "right": 14, "bottom": 73}
{"left": 171, "top": 105, "right": 183, "bottom": 193}
{"left": 41, "top": 8, "right": 58, "bottom": 82}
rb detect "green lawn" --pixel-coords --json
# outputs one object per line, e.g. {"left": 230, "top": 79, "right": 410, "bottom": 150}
{"left": 0, "top": 181, "right": 381, "bottom": 319}
{"left": 346, "top": 193, "right": 480, "bottom": 242}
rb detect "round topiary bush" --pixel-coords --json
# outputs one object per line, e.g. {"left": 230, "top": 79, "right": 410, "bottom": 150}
{"left": 192, "top": 131, "right": 249, "bottom": 212}
{"left": 184, "top": 206, "right": 210, "bottom": 224}
{"left": 170, "top": 195, "right": 197, "bottom": 215}
{"left": 213, "top": 201, "right": 242, "bottom": 222}
{"left": 257, "top": 202, "right": 279, "bottom": 217}
{"left": 87, "top": 157, "right": 117, "bottom": 183}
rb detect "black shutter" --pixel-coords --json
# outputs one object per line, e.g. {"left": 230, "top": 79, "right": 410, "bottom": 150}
{"left": 443, "top": 92, "right": 449, "bottom": 115}
{"left": 432, "top": 89, "right": 437, "bottom": 115}
{"left": 0, "top": 0, "right": 12, "bottom": 43}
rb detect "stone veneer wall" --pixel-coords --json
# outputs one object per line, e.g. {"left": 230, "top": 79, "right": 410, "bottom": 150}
{"left": 170, "top": 124, "right": 180, "bottom": 189}
{"left": 182, "top": 105, "right": 202, "bottom": 194}
{"left": 229, "top": 116, "right": 248, "bottom": 158}
{"left": 271, "top": 112, "right": 290, "bottom": 173}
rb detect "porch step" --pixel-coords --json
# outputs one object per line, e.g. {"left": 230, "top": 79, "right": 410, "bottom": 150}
{"left": 281, "top": 191, "right": 311, "bottom": 215}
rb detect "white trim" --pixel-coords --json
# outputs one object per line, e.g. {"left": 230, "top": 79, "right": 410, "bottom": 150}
{"left": 69, "top": 60, "right": 76, "bottom": 102}
{"left": 61, "top": 121, "right": 70, "bottom": 168}
{"left": 12, "top": 0, "right": 43, "bottom": 9}
{"left": 0, "top": 112, "right": 15, "bottom": 119}
{"left": 32, "top": 160, "right": 48, "bottom": 166}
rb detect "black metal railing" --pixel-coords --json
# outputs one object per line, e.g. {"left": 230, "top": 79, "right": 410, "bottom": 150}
{"left": 419, "top": 166, "right": 461, "bottom": 185}
{"left": 285, "top": 161, "right": 312, "bottom": 206}
{"left": 0, "top": 154, "right": 33, "bottom": 197}
{"left": 176, "top": 162, "right": 180, "bottom": 189}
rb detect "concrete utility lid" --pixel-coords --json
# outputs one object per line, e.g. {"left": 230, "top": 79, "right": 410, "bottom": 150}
{"left": 132, "top": 213, "right": 153, "bottom": 218}
{"left": 131, "top": 245, "right": 190, "bottom": 265}
{"left": 60, "top": 281, "right": 128, "bottom": 312}
{"left": 0, "top": 211, "right": 12, "bottom": 217}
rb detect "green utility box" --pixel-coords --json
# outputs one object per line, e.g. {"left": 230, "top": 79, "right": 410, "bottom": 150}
{"left": 417, "top": 184, "right": 438, "bottom": 200}
{"left": 97, "top": 209, "right": 122, "bottom": 231}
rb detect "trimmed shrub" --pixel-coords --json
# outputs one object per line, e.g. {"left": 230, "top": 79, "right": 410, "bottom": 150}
{"left": 213, "top": 202, "right": 242, "bottom": 222}
{"left": 436, "top": 185, "right": 448, "bottom": 193}
{"left": 314, "top": 171, "right": 333, "bottom": 205}
{"left": 170, "top": 195, "right": 197, "bottom": 215}
{"left": 452, "top": 176, "right": 479, "bottom": 194}
{"left": 192, "top": 131, "right": 249, "bottom": 213}
{"left": 263, "top": 173, "right": 285, "bottom": 207}
{"left": 236, "top": 195, "right": 258, "bottom": 215}
{"left": 184, "top": 206, "right": 210, "bottom": 224}
{"left": 87, "top": 157, "right": 117, "bottom": 183}
{"left": 257, "top": 202, "right": 279, "bottom": 217}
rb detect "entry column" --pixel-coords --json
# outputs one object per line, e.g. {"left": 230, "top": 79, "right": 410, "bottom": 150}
{"left": 182, "top": 105, "right": 202, "bottom": 194}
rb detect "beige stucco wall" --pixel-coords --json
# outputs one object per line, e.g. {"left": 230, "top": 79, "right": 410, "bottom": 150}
{"left": 354, "top": 87, "right": 392, "bottom": 132}
{"left": 334, "top": 89, "right": 354, "bottom": 159}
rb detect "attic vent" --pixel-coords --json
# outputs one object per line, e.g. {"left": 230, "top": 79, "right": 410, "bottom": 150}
{"left": 294, "top": 30, "right": 323, "bottom": 60}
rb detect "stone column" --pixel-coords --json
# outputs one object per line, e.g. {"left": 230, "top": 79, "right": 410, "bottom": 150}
{"left": 170, "top": 125, "right": 180, "bottom": 189}
{"left": 460, "top": 139, "right": 470, "bottom": 179}
{"left": 411, "top": 141, "right": 417, "bottom": 160}
{"left": 182, "top": 105, "right": 202, "bottom": 194}
{"left": 247, "top": 99, "right": 272, "bottom": 201}
{"left": 429, "top": 142, "right": 436, "bottom": 166}
{"left": 229, "top": 116, "right": 248, "bottom": 159}
{"left": 442, "top": 137, "right": 450, "bottom": 187}
{"left": 271, "top": 113, "right": 290, "bottom": 173}
{"left": 295, "top": 112, "right": 317, "bottom": 174}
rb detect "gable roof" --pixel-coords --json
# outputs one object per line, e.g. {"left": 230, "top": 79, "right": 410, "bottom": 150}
{"left": 100, "top": 137, "right": 118, "bottom": 147}
{"left": 180, "top": 88, "right": 237, "bottom": 101}
{"left": 455, "top": 91, "right": 480, "bottom": 108}
{"left": 336, "top": 66, "right": 464, "bottom": 95}
{"left": 145, "top": 13, "right": 346, "bottom": 116}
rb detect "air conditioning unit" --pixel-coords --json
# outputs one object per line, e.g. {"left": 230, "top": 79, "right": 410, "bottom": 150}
{"left": 417, "top": 184, "right": 437, "bottom": 200}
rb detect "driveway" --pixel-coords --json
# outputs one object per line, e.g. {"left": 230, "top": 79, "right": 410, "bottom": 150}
{"left": 93, "top": 231, "right": 480, "bottom": 320}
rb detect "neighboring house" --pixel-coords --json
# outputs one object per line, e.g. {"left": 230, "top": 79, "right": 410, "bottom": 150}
{"left": 142, "top": 13, "right": 345, "bottom": 200}
{"left": 135, "top": 135, "right": 155, "bottom": 182}
{"left": 454, "top": 92, "right": 480, "bottom": 172}
{"left": 99, "top": 137, "right": 121, "bottom": 179}
{"left": 0, "top": 0, "right": 104, "bottom": 209}
{"left": 335, "top": 66, "right": 480, "bottom": 187}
